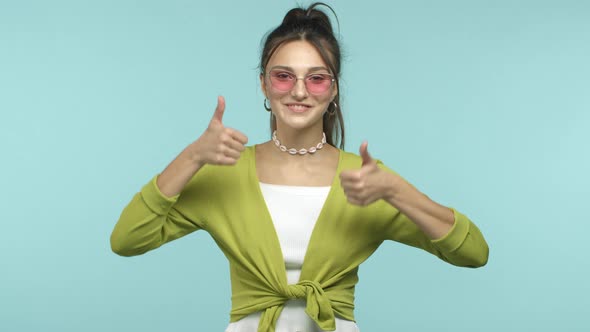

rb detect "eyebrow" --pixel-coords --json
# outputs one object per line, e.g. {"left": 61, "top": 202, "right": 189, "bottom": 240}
{"left": 269, "top": 65, "right": 330, "bottom": 73}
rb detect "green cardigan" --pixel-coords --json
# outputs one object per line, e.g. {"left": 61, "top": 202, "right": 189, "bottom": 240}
{"left": 111, "top": 146, "right": 489, "bottom": 332}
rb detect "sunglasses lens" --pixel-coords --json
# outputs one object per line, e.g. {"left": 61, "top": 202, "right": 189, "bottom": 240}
{"left": 305, "top": 74, "right": 332, "bottom": 94}
{"left": 269, "top": 71, "right": 295, "bottom": 92}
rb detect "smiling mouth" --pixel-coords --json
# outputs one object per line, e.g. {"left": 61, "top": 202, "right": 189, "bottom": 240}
{"left": 286, "top": 104, "right": 311, "bottom": 113}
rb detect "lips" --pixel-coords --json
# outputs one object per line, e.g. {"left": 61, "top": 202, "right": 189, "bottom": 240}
{"left": 286, "top": 103, "right": 311, "bottom": 113}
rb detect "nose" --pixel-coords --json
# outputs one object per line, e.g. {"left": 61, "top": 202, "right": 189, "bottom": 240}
{"left": 290, "top": 78, "right": 308, "bottom": 99}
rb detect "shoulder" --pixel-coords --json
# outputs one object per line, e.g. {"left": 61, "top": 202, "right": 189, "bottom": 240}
{"left": 338, "top": 148, "right": 400, "bottom": 177}
{"left": 208, "top": 145, "right": 254, "bottom": 174}
{"left": 338, "top": 149, "right": 386, "bottom": 168}
{"left": 183, "top": 146, "right": 254, "bottom": 191}
{"left": 338, "top": 149, "right": 360, "bottom": 161}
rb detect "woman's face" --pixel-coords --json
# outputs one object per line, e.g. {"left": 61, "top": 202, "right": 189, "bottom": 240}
{"left": 261, "top": 40, "right": 338, "bottom": 132}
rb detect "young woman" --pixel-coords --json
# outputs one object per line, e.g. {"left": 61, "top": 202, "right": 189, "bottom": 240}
{"left": 110, "top": 3, "right": 489, "bottom": 332}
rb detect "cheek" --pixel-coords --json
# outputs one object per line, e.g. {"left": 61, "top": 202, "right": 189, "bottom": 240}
{"left": 317, "top": 95, "right": 334, "bottom": 107}
{"left": 270, "top": 93, "right": 304, "bottom": 108}
{"left": 267, "top": 86, "right": 289, "bottom": 99}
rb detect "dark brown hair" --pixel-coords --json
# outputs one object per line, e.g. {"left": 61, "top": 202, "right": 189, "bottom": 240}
{"left": 260, "top": 2, "right": 345, "bottom": 149}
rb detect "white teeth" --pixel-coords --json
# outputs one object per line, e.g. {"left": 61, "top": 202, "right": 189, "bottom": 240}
{"left": 288, "top": 104, "right": 309, "bottom": 112}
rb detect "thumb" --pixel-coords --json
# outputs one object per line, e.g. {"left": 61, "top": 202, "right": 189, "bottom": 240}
{"left": 211, "top": 95, "right": 226, "bottom": 124}
{"left": 359, "top": 141, "right": 373, "bottom": 166}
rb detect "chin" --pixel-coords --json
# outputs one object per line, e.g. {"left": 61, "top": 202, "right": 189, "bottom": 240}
{"left": 275, "top": 112, "right": 323, "bottom": 131}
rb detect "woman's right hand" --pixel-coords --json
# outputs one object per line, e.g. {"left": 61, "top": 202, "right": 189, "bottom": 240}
{"left": 187, "top": 96, "right": 249, "bottom": 167}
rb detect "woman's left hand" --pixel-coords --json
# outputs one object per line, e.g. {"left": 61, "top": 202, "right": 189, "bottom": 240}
{"left": 339, "top": 142, "right": 401, "bottom": 206}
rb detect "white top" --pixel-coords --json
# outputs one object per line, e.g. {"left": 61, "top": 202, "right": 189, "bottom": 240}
{"left": 224, "top": 183, "right": 360, "bottom": 332}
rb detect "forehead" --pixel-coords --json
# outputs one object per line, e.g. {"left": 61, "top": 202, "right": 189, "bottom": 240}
{"left": 267, "top": 40, "right": 329, "bottom": 72}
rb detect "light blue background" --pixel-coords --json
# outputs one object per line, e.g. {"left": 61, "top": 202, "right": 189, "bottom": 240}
{"left": 1, "top": 0, "right": 589, "bottom": 331}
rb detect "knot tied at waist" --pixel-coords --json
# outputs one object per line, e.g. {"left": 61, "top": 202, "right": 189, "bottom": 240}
{"left": 285, "top": 283, "right": 308, "bottom": 299}
{"left": 257, "top": 280, "right": 336, "bottom": 332}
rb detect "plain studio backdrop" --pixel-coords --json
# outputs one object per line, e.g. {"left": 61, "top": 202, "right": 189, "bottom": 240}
{"left": 1, "top": 1, "right": 588, "bottom": 331}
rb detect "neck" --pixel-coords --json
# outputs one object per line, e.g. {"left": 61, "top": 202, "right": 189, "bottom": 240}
{"left": 274, "top": 123, "right": 325, "bottom": 150}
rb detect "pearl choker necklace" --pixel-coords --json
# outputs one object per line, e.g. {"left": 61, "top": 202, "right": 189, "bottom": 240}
{"left": 272, "top": 130, "right": 327, "bottom": 155}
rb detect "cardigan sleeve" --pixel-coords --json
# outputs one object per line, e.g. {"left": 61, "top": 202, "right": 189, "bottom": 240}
{"left": 110, "top": 174, "right": 204, "bottom": 257}
{"left": 385, "top": 208, "right": 489, "bottom": 268}
{"left": 377, "top": 162, "right": 489, "bottom": 268}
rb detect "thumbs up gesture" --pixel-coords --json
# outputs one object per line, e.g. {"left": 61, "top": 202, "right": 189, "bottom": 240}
{"left": 339, "top": 141, "right": 398, "bottom": 206}
{"left": 187, "top": 96, "right": 249, "bottom": 166}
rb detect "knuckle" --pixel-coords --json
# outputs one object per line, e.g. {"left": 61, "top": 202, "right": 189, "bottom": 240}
{"left": 224, "top": 128, "right": 234, "bottom": 136}
{"left": 220, "top": 135, "right": 230, "bottom": 145}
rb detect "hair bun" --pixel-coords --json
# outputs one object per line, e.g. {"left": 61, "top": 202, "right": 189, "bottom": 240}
{"left": 281, "top": 3, "right": 335, "bottom": 36}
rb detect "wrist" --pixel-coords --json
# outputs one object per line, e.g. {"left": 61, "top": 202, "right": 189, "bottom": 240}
{"left": 384, "top": 173, "right": 409, "bottom": 205}
{"left": 181, "top": 147, "right": 205, "bottom": 170}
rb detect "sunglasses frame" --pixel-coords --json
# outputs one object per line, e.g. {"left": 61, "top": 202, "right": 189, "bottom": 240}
{"left": 264, "top": 69, "right": 336, "bottom": 95}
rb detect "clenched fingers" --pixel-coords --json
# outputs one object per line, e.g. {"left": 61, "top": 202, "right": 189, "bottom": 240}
{"left": 228, "top": 128, "right": 248, "bottom": 145}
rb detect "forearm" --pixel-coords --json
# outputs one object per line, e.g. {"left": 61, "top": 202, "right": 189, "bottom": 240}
{"left": 111, "top": 149, "right": 204, "bottom": 256}
{"left": 111, "top": 174, "right": 201, "bottom": 256}
{"left": 111, "top": 191, "right": 171, "bottom": 256}
{"left": 385, "top": 176, "right": 455, "bottom": 240}
{"left": 157, "top": 148, "right": 204, "bottom": 198}
{"left": 375, "top": 165, "right": 488, "bottom": 267}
